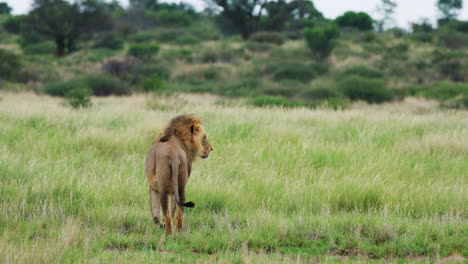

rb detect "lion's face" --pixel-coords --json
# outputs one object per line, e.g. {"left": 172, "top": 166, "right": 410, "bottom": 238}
{"left": 200, "top": 133, "right": 213, "bottom": 159}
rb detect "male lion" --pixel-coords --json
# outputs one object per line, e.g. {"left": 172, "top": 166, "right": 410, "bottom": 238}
{"left": 145, "top": 114, "right": 212, "bottom": 234}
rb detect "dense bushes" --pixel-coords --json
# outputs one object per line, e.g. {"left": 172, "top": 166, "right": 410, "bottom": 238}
{"left": 304, "top": 23, "right": 340, "bottom": 61}
{"left": 335, "top": 11, "right": 373, "bottom": 31}
{"left": 127, "top": 44, "right": 160, "bottom": 60}
{"left": 272, "top": 63, "right": 317, "bottom": 82}
{"left": 338, "top": 65, "right": 384, "bottom": 79}
{"left": 250, "top": 31, "right": 284, "bottom": 45}
{"left": 23, "top": 41, "right": 55, "bottom": 55}
{"left": 94, "top": 33, "right": 124, "bottom": 50}
{"left": 43, "top": 75, "right": 130, "bottom": 97}
{"left": 0, "top": 48, "right": 21, "bottom": 81}
{"left": 338, "top": 76, "right": 393, "bottom": 103}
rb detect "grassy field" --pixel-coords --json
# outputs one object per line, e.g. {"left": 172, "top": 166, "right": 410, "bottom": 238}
{"left": 0, "top": 92, "right": 466, "bottom": 263}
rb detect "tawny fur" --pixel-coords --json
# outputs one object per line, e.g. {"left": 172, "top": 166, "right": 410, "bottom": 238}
{"left": 145, "top": 114, "right": 212, "bottom": 234}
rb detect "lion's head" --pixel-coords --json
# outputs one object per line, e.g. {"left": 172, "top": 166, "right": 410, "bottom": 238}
{"left": 157, "top": 114, "right": 212, "bottom": 160}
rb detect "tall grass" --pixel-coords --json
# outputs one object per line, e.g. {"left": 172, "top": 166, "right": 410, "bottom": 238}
{"left": 0, "top": 92, "right": 466, "bottom": 263}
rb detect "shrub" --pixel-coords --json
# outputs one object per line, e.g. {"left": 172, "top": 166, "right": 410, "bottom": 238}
{"left": 174, "top": 34, "right": 201, "bottom": 45}
{"left": 102, "top": 56, "right": 138, "bottom": 79}
{"left": 303, "top": 23, "right": 340, "bottom": 61}
{"left": 320, "top": 97, "right": 351, "bottom": 110}
{"left": 156, "top": 9, "right": 192, "bottom": 26}
{"left": 22, "top": 41, "right": 55, "bottom": 55}
{"left": 128, "top": 44, "right": 160, "bottom": 60}
{"left": 94, "top": 33, "right": 124, "bottom": 50}
{"left": 437, "top": 28, "right": 468, "bottom": 49}
{"left": 222, "top": 78, "right": 261, "bottom": 96}
{"left": 337, "top": 76, "right": 393, "bottom": 103}
{"left": 3, "top": 15, "right": 26, "bottom": 34}
{"left": 65, "top": 87, "right": 92, "bottom": 109}
{"left": 272, "top": 63, "right": 317, "bottom": 83}
{"left": 423, "top": 82, "right": 468, "bottom": 100}
{"left": 130, "top": 32, "right": 157, "bottom": 43}
{"left": 335, "top": 11, "right": 373, "bottom": 31}
{"left": 188, "top": 20, "right": 220, "bottom": 41}
{"left": 0, "top": 48, "right": 21, "bottom": 81}
{"left": 251, "top": 95, "right": 309, "bottom": 108}
{"left": 197, "top": 46, "right": 238, "bottom": 63}
{"left": 301, "top": 85, "right": 342, "bottom": 101}
{"left": 338, "top": 65, "right": 384, "bottom": 79}
{"left": 244, "top": 41, "right": 273, "bottom": 52}
{"left": 43, "top": 75, "right": 130, "bottom": 97}
{"left": 139, "top": 74, "right": 165, "bottom": 93}
{"left": 250, "top": 31, "right": 284, "bottom": 45}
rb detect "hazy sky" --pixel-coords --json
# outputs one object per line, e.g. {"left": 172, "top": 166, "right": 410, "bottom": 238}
{"left": 4, "top": 0, "right": 468, "bottom": 28}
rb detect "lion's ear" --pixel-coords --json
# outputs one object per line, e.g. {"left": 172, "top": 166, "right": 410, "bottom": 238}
{"left": 159, "top": 128, "right": 172, "bottom": 142}
{"left": 190, "top": 125, "right": 195, "bottom": 134}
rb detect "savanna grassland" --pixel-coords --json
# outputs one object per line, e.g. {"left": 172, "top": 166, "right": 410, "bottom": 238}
{"left": 0, "top": 92, "right": 466, "bottom": 263}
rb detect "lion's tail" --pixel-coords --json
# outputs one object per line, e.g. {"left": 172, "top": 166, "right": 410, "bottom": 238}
{"left": 171, "top": 156, "right": 196, "bottom": 208}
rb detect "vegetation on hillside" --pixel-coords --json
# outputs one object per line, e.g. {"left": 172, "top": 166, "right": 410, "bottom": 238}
{"left": 0, "top": 0, "right": 467, "bottom": 109}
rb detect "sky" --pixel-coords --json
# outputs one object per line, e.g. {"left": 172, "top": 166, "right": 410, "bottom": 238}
{"left": 4, "top": 0, "right": 468, "bottom": 29}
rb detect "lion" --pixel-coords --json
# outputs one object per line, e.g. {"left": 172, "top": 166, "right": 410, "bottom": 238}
{"left": 145, "top": 114, "right": 213, "bottom": 234}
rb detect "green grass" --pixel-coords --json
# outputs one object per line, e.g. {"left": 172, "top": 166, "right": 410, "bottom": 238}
{"left": 0, "top": 93, "right": 466, "bottom": 263}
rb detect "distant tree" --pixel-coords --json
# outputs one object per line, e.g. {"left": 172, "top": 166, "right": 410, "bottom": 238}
{"left": 335, "top": 11, "right": 373, "bottom": 31}
{"left": 204, "top": 0, "right": 272, "bottom": 39}
{"left": 437, "top": 0, "right": 463, "bottom": 22}
{"left": 26, "top": 0, "right": 113, "bottom": 56}
{"left": 374, "top": 0, "right": 397, "bottom": 31}
{"left": 303, "top": 23, "right": 340, "bottom": 61}
{"left": 0, "top": 2, "right": 12, "bottom": 14}
{"left": 411, "top": 18, "right": 434, "bottom": 33}
{"left": 262, "top": 0, "right": 323, "bottom": 31}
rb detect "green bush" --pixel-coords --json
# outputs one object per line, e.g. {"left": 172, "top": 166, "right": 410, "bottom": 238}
{"left": 251, "top": 95, "right": 309, "bottom": 108}
{"left": 338, "top": 65, "right": 384, "bottom": 79}
{"left": 301, "top": 85, "right": 341, "bottom": 101}
{"left": 128, "top": 44, "right": 160, "bottom": 60}
{"left": 0, "top": 48, "right": 21, "bottom": 81}
{"left": 335, "top": 11, "right": 373, "bottom": 31}
{"left": 139, "top": 74, "right": 165, "bottom": 93}
{"left": 222, "top": 78, "right": 261, "bottom": 96}
{"left": 130, "top": 32, "right": 157, "bottom": 43}
{"left": 156, "top": 9, "right": 192, "bottom": 26}
{"left": 250, "top": 31, "right": 284, "bottom": 45}
{"left": 303, "top": 23, "right": 340, "bottom": 61}
{"left": 43, "top": 75, "right": 130, "bottom": 97}
{"left": 423, "top": 82, "right": 468, "bottom": 100}
{"left": 23, "top": 41, "right": 55, "bottom": 55}
{"left": 3, "top": 15, "right": 26, "bottom": 34}
{"left": 188, "top": 20, "right": 220, "bottom": 41}
{"left": 174, "top": 34, "right": 201, "bottom": 45}
{"left": 197, "top": 46, "right": 238, "bottom": 63}
{"left": 65, "top": 87, "right": 92, "bottom": 109}
{"left": 338, "top": 76, "right": 393, "bottom": 103}
{"left": 94, "top": 33, "right": 124, "bottom": 50}
{"left": 272, "top": 63, "right": 317, "bottom": 83}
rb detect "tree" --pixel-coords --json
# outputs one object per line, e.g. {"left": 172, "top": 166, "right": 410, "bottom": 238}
{"left": 26, "top": 0, "right": 113, "bottom": 56}
{"left": 303, "top": 23, "right": 340, "bottom": 61}
{"left": 0, "top": 2, "right": 12, "bottom": 14}
{"left": 204, "top": 0, "right": 271, "bottom": 39}
{"left": 335, "top": 11, "right": 373, "bottom": 31}
{"left": 375, "top": 0, "right": 397, "bottom": 31}
{"left": 262, "top": 0, "right": 323, "bottom": 31}
{"left": 437, "top": 0, "right": 463, "bottom": 22}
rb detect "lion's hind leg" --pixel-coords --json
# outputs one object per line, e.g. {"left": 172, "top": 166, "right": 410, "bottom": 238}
{"left": 160, "top": 189, "right": 173, "bottom": 234}
{"left": 149, "top": 185, "right": 163, "bottom": 228}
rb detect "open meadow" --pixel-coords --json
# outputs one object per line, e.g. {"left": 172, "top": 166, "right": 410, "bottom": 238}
{"left": 0, "top": 92, "right": 466, "bottom": 263}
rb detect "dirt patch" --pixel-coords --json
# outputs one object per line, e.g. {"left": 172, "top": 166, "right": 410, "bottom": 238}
{"left": 439, "top": 254, "right": 465, "bottom": 263}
